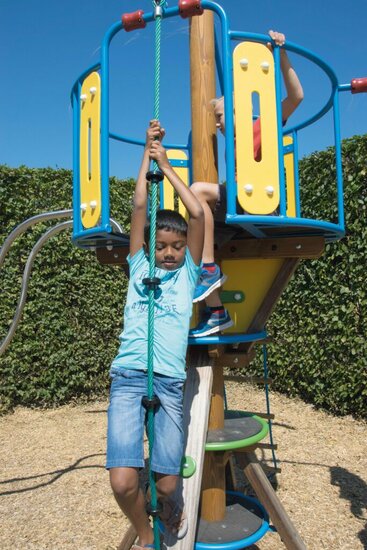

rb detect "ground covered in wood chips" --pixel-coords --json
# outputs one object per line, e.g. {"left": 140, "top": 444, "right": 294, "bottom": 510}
{"left": 0, "top": 381, "right": 366, "bottom": 550}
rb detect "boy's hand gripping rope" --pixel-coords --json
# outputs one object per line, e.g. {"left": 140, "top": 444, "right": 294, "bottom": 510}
{"left": 142, "top": 2, "right": 166, "bottom": 549}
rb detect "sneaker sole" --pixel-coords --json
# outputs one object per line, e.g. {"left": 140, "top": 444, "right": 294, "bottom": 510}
{"left": 193, "top": 274, "right": 227, "bottom": 303}
{"left": 189, "top": 319, "right": 234, "bottom": 338}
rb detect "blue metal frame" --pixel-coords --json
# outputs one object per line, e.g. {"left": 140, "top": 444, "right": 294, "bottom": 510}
{"left": 188, "top": 330, "right": 267, "bottom": 346}
{"left": 219, "top": 25, "right": 344, "bottom": 240}
{"left": 71, "top": 5, "right": 191, "bottom": 247}
{"left": 72, "top": 0, "right": 347, "bottom": 247}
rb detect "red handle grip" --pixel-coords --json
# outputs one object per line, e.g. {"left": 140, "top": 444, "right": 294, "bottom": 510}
{"left": 179, "top": 0, "right": 203, "bottom": 18}
{"left": 351, "top": 77, "right": 367, "bottom": 94}
{"left": 122, "top": 10, "right": 146, "bottom": 32}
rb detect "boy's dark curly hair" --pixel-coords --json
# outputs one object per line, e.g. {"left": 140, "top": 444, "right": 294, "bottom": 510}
{"left": 144, "top": 209, "right": 187, "bottom": 242}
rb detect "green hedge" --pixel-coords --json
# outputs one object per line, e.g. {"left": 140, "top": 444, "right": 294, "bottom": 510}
{"left": 0, "top": 166, "right": 133, "bottom": 412}
{"left": 248, "top": 134, "right": 367, "bottom": 418}
{"left": 1, "top": 134, "right": 366, "bottom": 417}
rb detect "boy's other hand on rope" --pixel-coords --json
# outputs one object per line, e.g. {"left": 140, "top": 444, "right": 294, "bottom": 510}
{"left": 149, "top": 137, "right": 169, "bottom": 170}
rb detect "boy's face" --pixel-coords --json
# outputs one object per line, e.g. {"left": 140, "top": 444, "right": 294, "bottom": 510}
{"left": 214, "top": 99, "right": 225, "bottom": 134}
{"left": 153, "top": 229, "right": 187, "bottom": 270}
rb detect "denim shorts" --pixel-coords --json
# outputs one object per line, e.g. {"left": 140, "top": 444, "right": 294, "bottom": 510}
{"left": 106, "top": 368, "right": 184, "bottom": 475}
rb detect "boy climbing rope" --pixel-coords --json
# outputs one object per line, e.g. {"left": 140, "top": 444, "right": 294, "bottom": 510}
{"left": 189, "top": 30, "right": 304, "bottom": 337}
{"left": 106, "top": 120, "right": 204, "bottom": 549}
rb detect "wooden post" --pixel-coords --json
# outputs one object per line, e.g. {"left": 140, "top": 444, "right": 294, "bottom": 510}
{"left": 241, "top": 451, "right": 307, "bottom": 550}
{"left": 200, "top": 367, "right": 226, "bottom": 520}
{"left": 190, "top": 10, "right": 226, "bottom": 522}
{"left": 190, "top": 11, "right": 218, "bottom": 183}
{"left": 117, "top": 525, "right": 137, "bottom": 550}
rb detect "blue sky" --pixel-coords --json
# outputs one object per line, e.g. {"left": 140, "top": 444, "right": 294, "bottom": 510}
{"left": 1, "top": 0, "right": 366, "bottom": 182}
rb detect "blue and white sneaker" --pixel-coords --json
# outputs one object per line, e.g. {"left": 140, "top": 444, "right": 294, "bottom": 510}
{"left": 193, "top": 264, "right": 227, "bottom": 303}
{"left": 189, "top": 308, "right": 234, "bottom": 338}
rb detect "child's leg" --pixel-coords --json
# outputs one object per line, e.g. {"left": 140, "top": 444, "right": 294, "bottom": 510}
{"left": 156, "top": 474, "right": 187, "bottom": 535}
{"left": 143, "top": 473, "right": 186, "bottom": 537}
{"left": 110, "top": 467, "right": 153, "bottom": 547}
{"left": 150, "top": 375, "right": 187, "bottom": 537}
{"left": 190, "top": 182, "right": 227, "bottom": 303}
{"left": 189, "top": 183, "right": 233, "bottom": 336}
{"left": 156, "top": 472, "right": 179, "bottom": 499}
{"left": 106, "top": 369, "right": 151, "bottom": 545}
{"left": 190, "top": 181, "right": 219, "bottom": 264}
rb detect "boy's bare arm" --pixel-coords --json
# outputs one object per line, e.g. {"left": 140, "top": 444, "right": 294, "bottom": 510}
{"left": 130, "top": 121, "right": 165, "bottom": 257}
{"left": 149, "top": 139, "right": 204, "bottom": 266}
{"left": 268, "top": 30, "right": 304, "bottom": 121}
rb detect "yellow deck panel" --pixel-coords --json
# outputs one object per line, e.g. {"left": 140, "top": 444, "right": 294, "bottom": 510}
{"left": 80, "top": 71, "right": 101, "bottom": 229}
{"left": 283, "top": 135, "right": 296, "bottom": 217}
{"left": 221, "top": 258, "right": 284, "bottom": 333}
{"left": 162, "top": 149, "right": 189, "bottom": 221}
{"left": 233, "top": 41, "right": 280, "bottom": 214}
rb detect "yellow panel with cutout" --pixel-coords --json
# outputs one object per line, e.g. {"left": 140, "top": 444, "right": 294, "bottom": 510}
{"left": 80, "top": 71, "right": 101, "bottom": 229}
{"left": 283, "top": 135, "right": 296, "bottom": 217}
{"left": 233, "top": 41, "right": 280, "bottom": 214}
{"left": 162, "top": 149, "right": 189, "bottom": 221}
{"left": 221, "top": 258, "right": 284, "bottom": 333}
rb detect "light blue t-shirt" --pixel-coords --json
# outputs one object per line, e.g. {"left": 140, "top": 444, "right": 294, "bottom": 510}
{"left": 111, "top": 247, "right": 201, "bottom": 380}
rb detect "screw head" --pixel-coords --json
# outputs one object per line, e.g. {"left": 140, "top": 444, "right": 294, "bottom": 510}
{"left": 240, "top": 58, "right": 249, "bottom": 69}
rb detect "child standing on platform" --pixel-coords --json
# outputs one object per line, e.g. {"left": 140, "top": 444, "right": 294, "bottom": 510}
{"left": 106, "top": 120, "right": 204, "bottom": 549}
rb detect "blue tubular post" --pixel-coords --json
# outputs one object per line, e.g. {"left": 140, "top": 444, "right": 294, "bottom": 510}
{"left": 292, "top": 130, "right": 301, "bottom": 218}
{"left": 273, "top": 45, "right": 287, "bottom": 217}
{"left": 109, "top": 131, "right": 188, "bottom": 151}
{"left": 262, "top": 343, "right": 279, "bottom": 473}
{"left": 188, "top": 130, "right": 193, "bottom": 186}
{"left": 214, "top": 30, "right": 224, "bottom": 95}
{"left": 338, "top": 83, "right": 352, "bottom": 92}
{"left": 333, "top": 89, "right": 345, "bottom": 231}
{"left": 72, "top": 83, "right": 82, "bottom": 239}
{"left": 100, "top": 21, "right": 123, "bottom": 234}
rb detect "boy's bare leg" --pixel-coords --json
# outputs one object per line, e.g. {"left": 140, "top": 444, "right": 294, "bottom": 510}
{"left": 190, "top": 182, "right": 218, "bottom": 264}
{"left": 143, "top": 474, "right": 183, "bottom": 534}
{"left": 156, "top": 472, "right": 178, "bottom": 500}
{"left": 156, "top": 474, "right": 186, "bottom": 534}
{"left": 205, "top": 288, "right": 222, "bottom": 307}
{"left": 110, "top": 467, "right": 154, "bottom": 547}
{"left": 190, "top": 182, "right": 224, "bottom": 308}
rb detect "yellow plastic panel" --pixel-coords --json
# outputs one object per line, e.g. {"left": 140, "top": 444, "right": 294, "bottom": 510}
{"left": 80, "top": 71, "right": 101, "bottom": 229}
{"left": 233, "top": 42, "right": 280, "bottom": 214}
{"left": 221, "top": 258, "right": 284, "bottom": 333}
{"left": 162, "top": 150, "right": 189, "bottom": 221}
{"left": 283, "top": 135, "right": 296, "bottom": 217}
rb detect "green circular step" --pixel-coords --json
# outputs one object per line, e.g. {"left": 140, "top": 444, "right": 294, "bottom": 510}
{"left": 205, "top": 410, "right": 268, "bottom": 452}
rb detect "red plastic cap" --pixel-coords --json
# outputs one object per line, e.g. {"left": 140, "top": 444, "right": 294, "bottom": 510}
{"left": 122, "top": 10, "right": 146, "bottom": 32}
{"left": 179, "top": 0, "right": 203, "bottom": 18}
{"left": 351, "top": 77, "right": 367, "bottom": 94}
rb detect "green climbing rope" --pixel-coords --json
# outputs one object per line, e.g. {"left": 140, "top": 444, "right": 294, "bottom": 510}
{"left": 146, "top": 2, "right": 166, "bottom": 549}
